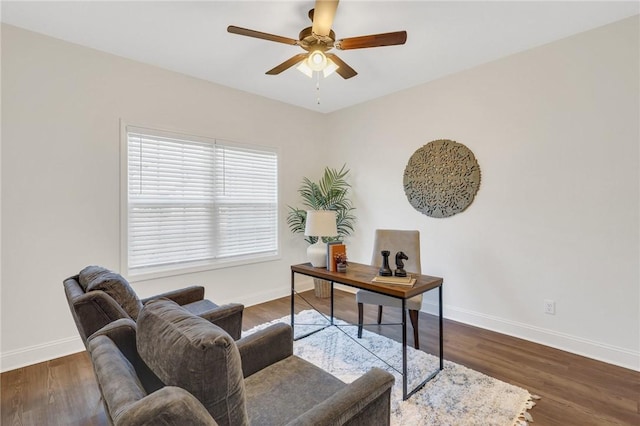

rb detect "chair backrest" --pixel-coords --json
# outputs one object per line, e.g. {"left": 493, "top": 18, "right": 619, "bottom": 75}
{"left": 137, "top": 299, "right": 249, "bottom": 426}
{"left": 78, "top": 265, "right": 143, "bottom": 319}
{"left": 370, "top": 229, "right": 421, "bottom": 274}
{"left": 87, "top": 322, "right": 215, "bottom": 426}
{"left": 64, "top": 265, "right": 143, "bottom": 346}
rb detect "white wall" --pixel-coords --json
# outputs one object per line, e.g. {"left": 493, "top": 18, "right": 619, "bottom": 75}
{"left": 326, "top": 16, "right": 639, "bottom": 370}
{"left": 0, "top": 24, "right": 322, "bottom": 371}
{"left": 2, "top": 16, "right": 639, "bottom": 373}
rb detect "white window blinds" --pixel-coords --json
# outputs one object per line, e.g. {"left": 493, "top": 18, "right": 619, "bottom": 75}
{"left": 126, "top": 128, "right": 278, "bottom": 274}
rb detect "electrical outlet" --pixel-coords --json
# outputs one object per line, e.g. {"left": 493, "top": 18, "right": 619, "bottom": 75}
{"left": 544, "top": 299, "right": 555, "bottom": 315}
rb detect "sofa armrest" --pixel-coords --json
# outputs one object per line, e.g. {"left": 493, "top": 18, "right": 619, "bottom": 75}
{"left": 117, "top": 386, "right": 218, "bottom": 426}
{"left": 286, "top": 367, "right": 395, "bottom": 426}
{"left": 141, "top": 286, "right": 205, "bottom": 306}
{"left": 88, "top": 318, "right": 137, "bottom": 362}
{"left": 236, "top": 323, "right": 293, "bottom": 378}
{"left": 88, "top": 318, "right": 164, "bottom": 395}
{"left": 72, "top": 290, "right": 131, "bottom": 342}
{"left": 199, "top": 303, "right": 244, "bottom": 340}
{"left": 64, "top": 274, "right": 80, "bottom": 284}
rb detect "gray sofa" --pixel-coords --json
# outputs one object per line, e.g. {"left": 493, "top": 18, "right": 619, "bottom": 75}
{"left": 87, "top": 298, "right": 395, "bottom": 425}
{"left": 64, "top": 265, "right": 244, "bottom": 346}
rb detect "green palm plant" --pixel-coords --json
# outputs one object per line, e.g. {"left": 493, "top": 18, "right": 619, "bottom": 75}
{"left": 287, "top": 165, "right": 356, "bottom": 244}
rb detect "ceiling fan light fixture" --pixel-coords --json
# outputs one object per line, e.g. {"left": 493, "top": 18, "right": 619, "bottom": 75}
{"left": 322, "top": 58, "right": 339, "bottom": 77}
{"left": 296, "top": 60, "right": 314, "bottom": 78}
{"left": 307, "top": 50, "right": 327, "bottom": 71}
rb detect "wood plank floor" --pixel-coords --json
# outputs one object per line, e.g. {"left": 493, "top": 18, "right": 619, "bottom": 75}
{"left": 2, "top": 290, "right": 638, "bottom": 425}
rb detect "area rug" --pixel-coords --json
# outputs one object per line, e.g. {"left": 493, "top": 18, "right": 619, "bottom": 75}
{"left": 244, "top": 310, "right": 537, "bottom": 426}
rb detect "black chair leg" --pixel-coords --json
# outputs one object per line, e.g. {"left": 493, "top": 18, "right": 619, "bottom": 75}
{"left": 357, "top": 302, "right": 364, "bottom": 338}
{"left": 377, "top": 305, "right": 383, "bottom": 324}
{"left": 409, "top": 309, "right": 420, "bottom": 350}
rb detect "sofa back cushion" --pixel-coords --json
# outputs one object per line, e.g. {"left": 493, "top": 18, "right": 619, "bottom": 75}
{"left": 78, "top": 265, "right": 109, "bottom": 291}
{"left": 137, "top": 299, "right": 248, "bottom": 426}
{"left": 79, "top": 265, "right": 143, "bottom": 320}
{"left": 88, "top": 335, "right": 148, "bottom": 422}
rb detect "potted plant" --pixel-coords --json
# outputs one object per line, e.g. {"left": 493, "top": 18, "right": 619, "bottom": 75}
{"left": 287, "top": 165, "right": 356, "bottom": 296}
{"left": 334, "top": 253, "right": 348, "bottom": 273}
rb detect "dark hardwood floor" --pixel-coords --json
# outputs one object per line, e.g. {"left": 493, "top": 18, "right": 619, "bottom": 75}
{"left": 2, "top": 290, "right": 638, "bottom": 425}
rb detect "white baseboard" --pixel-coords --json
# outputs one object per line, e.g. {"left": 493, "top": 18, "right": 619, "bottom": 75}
{"left": 236, "top": 277, "right": 315, "bottom": 307}
{"left": 422, "top": 301, "right": 640, "bottom": 372}
{"left": 1, "top": 336, "right": 85, "bottom": 373}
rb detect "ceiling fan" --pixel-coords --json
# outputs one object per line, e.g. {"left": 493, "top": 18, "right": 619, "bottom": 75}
{"left": 227, "top": 0, "right": 407, "bottom": 79}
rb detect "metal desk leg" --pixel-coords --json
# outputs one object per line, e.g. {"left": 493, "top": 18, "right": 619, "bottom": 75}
{"left": 439, "top": 285, "right": 444, "bottom": 370}
{"left": 330, "top": 281, "right": 335, "bottom": 325}
{"left": 290, "top": 270, "right": 295, "bottom": 334}
{"left": 402, "top": 298, "right": 408, "bottom": 400}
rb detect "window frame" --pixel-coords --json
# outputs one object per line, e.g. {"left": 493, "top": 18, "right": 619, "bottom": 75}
{"left": 120, "top": 121, "right": 280, "bottom": 282}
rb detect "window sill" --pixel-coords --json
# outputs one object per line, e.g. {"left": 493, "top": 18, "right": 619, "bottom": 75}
{"left": 125, "top": 253, "right": 281, "bottom": 283}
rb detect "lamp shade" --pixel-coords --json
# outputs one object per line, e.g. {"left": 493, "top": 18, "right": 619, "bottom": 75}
{"left": 304, "top": 210, "right": 337, "bottom": 268}
{"left": 304, "top": 210, "right": 338, "bottom": 237}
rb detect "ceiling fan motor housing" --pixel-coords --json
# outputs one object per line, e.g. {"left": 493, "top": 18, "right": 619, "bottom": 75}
{"left": 299, "top": 26, "right": 336, "bottom": 52}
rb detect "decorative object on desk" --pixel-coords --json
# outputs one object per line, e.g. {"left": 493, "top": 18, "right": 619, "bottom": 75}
{"left": 371, "top": 275, "right": 416, "bottom": 286}
{"left": 379, "top": 250, "right": 392, "bottom": 276}
{"left": 245, "top": 310, "right": 538, "bottom": 426}
{"left": 326, "top": 241, "right": 342, "bottom": 267}
{"left": 304, "top": 210, "right": 338, "bottom": 268}
{"left": 287, "top": 165, "right": 356, "bottom": 297}
{"left": 403, "top": 139, "right": 481, "bottom": 218}
{"left": 335, "top": 252, "right": 348, "bottom": 273}
{"left": 394, "top": 251, "right": 408, "bottom": 277}
{"left": 328, "top": 244, "right": 346, "bottom": 272}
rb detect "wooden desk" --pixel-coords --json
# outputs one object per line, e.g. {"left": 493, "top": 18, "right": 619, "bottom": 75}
{"left": 290, "top": 262, "right": 444, "bottom": 400}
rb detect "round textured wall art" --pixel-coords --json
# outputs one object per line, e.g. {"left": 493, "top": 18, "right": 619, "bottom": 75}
{"left": 403, "top": 139, "right": 481, "bottom": 218}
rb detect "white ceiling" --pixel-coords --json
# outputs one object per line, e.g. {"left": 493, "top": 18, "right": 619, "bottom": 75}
{"left": 2, "top": 1, "right": 638, "bottom": 113}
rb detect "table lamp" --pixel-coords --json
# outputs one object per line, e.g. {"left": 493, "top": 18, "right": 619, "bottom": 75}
{"left": 305, "top": 210, "right": 338, "bottom": 268}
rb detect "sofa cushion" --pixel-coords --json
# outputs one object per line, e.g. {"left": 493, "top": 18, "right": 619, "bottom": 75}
{"left": 244, "top": 355, "right": 345, "bottom": 425}
{"left": 137, "top": 299, "right": 248, "bottom": 426}
{"left": 81, "top": 266, "right": 143, "bottom": 320}
{"left": 88, "top": 335, "right": 147, "bottom": 422}
{"left": 182, "top": 299, "right": 218, "bottom": 316}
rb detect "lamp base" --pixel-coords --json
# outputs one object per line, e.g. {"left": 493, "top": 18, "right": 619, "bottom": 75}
{"left": 307, "top": 240, "right": 327, "bottom": 268}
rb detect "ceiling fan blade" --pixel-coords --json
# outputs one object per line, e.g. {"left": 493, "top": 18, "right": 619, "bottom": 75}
{"left": 311, "top": 0, "right": 339, "bottom": 37}
{"left": 326, "top": 54, "right": 357, "bottom": 79}
{"left": 266, "top": 53, "right": 308, "bottom": 75}
{"left": 227, "top": 25, "right": 299, "bottom": 45}
{"left": 336, "top": 31, "right": 407, "bottom": 50}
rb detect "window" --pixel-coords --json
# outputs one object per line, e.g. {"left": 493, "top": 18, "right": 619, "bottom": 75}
{"left": 123, "top": 125, "right": 278, "bottom": 277}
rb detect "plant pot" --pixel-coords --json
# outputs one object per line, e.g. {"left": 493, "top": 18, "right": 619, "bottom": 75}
{"left": 313, "top": 278, "right": 331, "bottom": 298}
{"left": 337, "top": 263, "right": 347, "bottom": 273}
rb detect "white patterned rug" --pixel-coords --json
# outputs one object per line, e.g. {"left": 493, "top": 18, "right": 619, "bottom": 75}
{"left": 244, "top": 310, "right": 537, "bottom": 426}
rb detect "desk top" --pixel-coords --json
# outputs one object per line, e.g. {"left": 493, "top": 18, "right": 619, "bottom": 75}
{"left": 291, "top": 262, "right": 443, "bottom": 299}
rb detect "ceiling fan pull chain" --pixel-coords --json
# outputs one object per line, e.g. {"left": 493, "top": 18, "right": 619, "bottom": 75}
{"left": 316, "top": 72, "right": 321, "bottom": 105}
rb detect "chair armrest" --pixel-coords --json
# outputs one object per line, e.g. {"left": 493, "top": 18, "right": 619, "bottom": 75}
{"left": 286, "top": 367, "right": 395, "bottom": 426}
{"left": 236, "top": 323, "right": 293, "bottom": 378}
{"left": 87, "top": 318, "right": 137, "bottom": 364}
{"left": 88, "top": 318, "right": 165, "bottom": 394}
{"left": 73, "top": 290, "right": 130, "bottom": 342}
{"left": 117, "top": 386, "right": 218, "bottom": 426}
{"left": 199, "top": 303, "right": 244, "bottom": 340}
{"left": 141, "top": 285, "right": 205, "bottom": 305}
{"left": 64, "top": 274, "right": 80, "bottom": 283}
